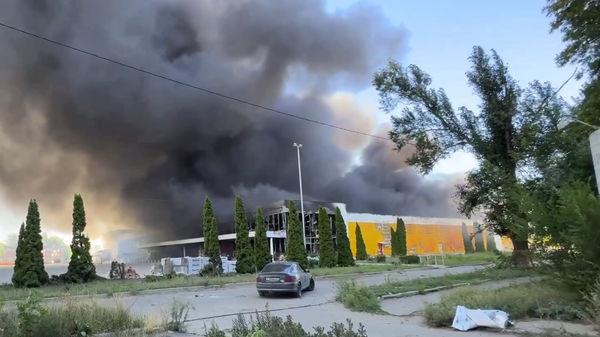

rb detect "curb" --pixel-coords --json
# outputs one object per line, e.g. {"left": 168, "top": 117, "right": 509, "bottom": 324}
{"left": 0, "top": 265, "right": 438, "bottom": 303}
{"left": 378, "top": 279, "right": 492, "bottom": 300}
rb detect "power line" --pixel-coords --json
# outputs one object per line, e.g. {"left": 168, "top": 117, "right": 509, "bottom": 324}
{"left": 0, "top": 21, "right": 390, "bottom": 141}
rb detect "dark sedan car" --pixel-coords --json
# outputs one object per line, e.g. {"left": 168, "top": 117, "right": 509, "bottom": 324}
{"left": 255, "top": 261, "right": 315, "bottom": 298}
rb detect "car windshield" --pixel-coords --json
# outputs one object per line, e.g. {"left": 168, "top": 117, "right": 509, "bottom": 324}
{"left": 261, "top": 263, "right": 291, "bottom": 273}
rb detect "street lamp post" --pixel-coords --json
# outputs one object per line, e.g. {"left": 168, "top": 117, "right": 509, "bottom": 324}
{"left": 293, "top": 143, "right": 307, "bottom": 249}
{"left": 558, "top": 118, "right": 600, "bottom": 195}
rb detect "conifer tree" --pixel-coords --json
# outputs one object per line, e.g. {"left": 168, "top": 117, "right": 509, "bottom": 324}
{"left": 285, "top": 200, "right": 308, "bottom": 268}
{"left": 21, "top": 200, "right": 49, "bottom": 287}
{"left": 396, "top": 218, "right": 407, "bottom": 256}
{"left": 65, "top": 194, "right": 97, "bottom": 283}
{"left": 11, "top": 222, "right": 26, "bottom": 287}
{"left": 390, "top": 227, "right": 398, "bottom": 256}
{"left": 317, "top": 207, "right": 336, "bottom": 268}
{"left": 335, "top": 207, "right": 354, "bottom": 266}
{"left": 461, "top": 222, "right": 475, "bottom": 253}
{"left": 355, "top": 223, "right": 368, "bottom": 261}
{"left": 234, "top": 196, "right": 254, "bottom": 274}
{"left": 253, "top": 207, "right": 271, "bottom": 271}
{"left": 203, "top": 196, "right": 222, "bottom": 273}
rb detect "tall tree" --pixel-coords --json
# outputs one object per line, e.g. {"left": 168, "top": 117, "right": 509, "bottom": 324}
{"left": 461, "top": 223, "right": 474, "bottom": 254}
{"left": 354, "top": 224, "right": 368, "bottom": 260}
{"left": 390, "top": 227, "right": 397, "bottom": 256}
{"left": 234, "top": 196, "right": 254, "bottom": 274}
{"left": 473, "top": 223, "right": 486, "bottom": 253}
{"left": 21, "top": 200, "right": 49, "bottom": 287}
{"left": 11, "top": 223, "right": 26, "bottom": 287}
{"left": 253, "top": 207, "right": 271, "bottom": 271}
{"left": 285, "top": 200, "right": 308, "bottom": 268}
{"left": 396, "top": 218, "right": 407, "bottom": 256}
{"left": 317, "top": 207, "right": 336, "bottom": 268}
{"left": 203, "top": 196, "right": 221, "bottom": 273}
{"left": 64, "top": 194, "right": 97, "bottom": 283}
{"left": 335, "top": 207, "right": 354, "bottom": 266}
{"left": 373, "top": 46, "right": 567, "bottom": 266}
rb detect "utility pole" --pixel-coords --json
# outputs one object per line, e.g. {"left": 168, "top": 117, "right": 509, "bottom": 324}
{"left": 293, "top": 143, "right": 307, "bottom": 249}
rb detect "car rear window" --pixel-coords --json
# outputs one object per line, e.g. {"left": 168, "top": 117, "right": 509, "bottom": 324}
{"left": 261, "top": 263, "right": 291, "bottom": 273}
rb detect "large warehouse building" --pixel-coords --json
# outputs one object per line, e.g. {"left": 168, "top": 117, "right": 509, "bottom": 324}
{"left": 135, "top": 199, "right": 513, "bottom": 260}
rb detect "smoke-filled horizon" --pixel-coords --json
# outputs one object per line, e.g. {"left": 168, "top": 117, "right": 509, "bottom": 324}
{"left": 0, "top": 0, "right": 463, "bottom": 241}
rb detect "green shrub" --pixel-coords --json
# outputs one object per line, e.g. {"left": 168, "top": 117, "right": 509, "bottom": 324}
{"left": 307, "top": 257, "right": 319, "bottom": 268}
{"left": 398, "top": 255, "right": 420, "bottom": 264}
{"left": 205, "top": 306, "right": 368, "bottom": 337}
{"left": 375, "top": 255, "right": 386, "bottom": 263}
{"left": 335, "top": 280, "right": 383, "bottom": 314}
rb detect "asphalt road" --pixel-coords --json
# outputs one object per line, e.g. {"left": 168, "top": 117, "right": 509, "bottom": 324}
{"left": 87, "top": 265, "right": 486, "bottom": 335}
{"left": 0, "top": 263, "right": 154, "bottom": 284}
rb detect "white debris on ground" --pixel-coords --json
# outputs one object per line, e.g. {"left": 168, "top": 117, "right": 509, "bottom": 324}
{"left": 451, "top": 305, "right": 512, "bottom": 331}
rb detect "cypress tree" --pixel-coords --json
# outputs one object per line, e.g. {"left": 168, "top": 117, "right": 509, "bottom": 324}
{"left": 21, "top": 200, "right": 49, "bottom": 287}
{"left": 11, "top": 222, "right": 26, "bottom": 287}
{"left": 254, "top": 207, "right": 271, "bottom": 272}
{"left": 461, "top": 222, "right": 475, "bottom": 253}
{"left": 355, "top": 223, "right": 368, "bottom": 260}
{"left": 486, "top": 231, "right": 498, "bottom": 252}
{"left": 234, "top": 196, "right": 254, "bottom": 274}
{"left": 473, "top": 223, "right": 486, "bottom": 253}
{"left": 285, "top": 200, "right": 308, "bottom": 268}
{"left": 64, "top": 194, "right": 97, "bottom": 283}
{"left": 390, "top": 227, "right": 397, "bottom": 256}
{"left": 203, "top": 197, "right": 222, "bottom": 273}
{"left": 396, "top": 218, "right": 407, "bottom": 256}
{"left": 335, "top": 207, "right": 354, "bottom": 266}
{"left": 317, "top": 207, "right": 336, "bottom": 268}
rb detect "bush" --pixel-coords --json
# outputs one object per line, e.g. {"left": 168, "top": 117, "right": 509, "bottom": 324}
{"left": 307, "top": 257, "right": 319, "bottom": 268}
{"left": 375, "top": 254, "right": 386, "bottom": 263}
{"left": 335, "top": 280, "right": 383, "bottom": 314}
{"left": 422, "top": 281, "right": 580, "bottom": 327}
{"left": 205, "top": 306, "right": 368, "bottom": 337}
{"left": 0, "top": 293, "right": 147, "bottom": 337}
{"left": 398, "top": 255, "right": 420, "bottom": 264}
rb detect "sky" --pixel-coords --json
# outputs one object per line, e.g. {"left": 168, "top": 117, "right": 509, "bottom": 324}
{"left": 0, "top": 0, "right": 581, "bottom": 244}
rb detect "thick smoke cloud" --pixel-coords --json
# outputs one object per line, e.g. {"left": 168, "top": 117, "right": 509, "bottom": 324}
{"left": 0, "top": 0, "right": 461, "bottom": 240}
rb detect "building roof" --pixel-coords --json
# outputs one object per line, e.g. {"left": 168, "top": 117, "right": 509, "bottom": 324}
{"left": 261, "top": 199, "right": 337, "bottom": 214}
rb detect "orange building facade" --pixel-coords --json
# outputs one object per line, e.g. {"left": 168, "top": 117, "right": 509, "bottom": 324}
{"left": 338, "top": 209, "right": 514, "bottom": 256}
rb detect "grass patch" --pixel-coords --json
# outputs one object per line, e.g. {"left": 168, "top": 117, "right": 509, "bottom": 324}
{"left": 0, "top": 294, "right": 149, "bottom": 337}
{"left": 422, "top": 280, "right": 581, "bottom": 328}
{"left": 335, "top": 280, "right": 386, "bottom": 314}
{"left": 0, "top": 264, "right": 416, "bottom": 302}
{"left": 443, "top": 252, "right": 496, "bottom": 266}
{"left": 370, "top": 267, "right": 533, "bottom": 297}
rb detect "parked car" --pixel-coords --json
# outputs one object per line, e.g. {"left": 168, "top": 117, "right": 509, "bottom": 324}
{"left": 255, "top": 261, "right": 315, "bottom": 298}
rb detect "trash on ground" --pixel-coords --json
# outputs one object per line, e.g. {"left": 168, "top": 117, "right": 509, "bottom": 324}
{"left": 451, "top": 305, "right": 512, "bottom": 331}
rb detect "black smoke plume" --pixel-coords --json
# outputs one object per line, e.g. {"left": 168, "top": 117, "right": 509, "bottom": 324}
{"left": 0, "top": 0, "right": 461, "bottom": 240}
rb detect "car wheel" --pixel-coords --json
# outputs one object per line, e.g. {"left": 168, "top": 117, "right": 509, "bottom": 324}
{"left": 294, "top": 283, "right": 302, "bottom": 298}
{"left": 258, "top": 291, "right": 267, "bottom": 297}
{"left": 307, "top": 278, "right": 315, "bottom": 291}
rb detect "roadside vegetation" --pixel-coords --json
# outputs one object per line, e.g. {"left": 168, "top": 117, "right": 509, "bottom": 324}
{"left": 335, "top": 266, "right": 532, "bottom": 314}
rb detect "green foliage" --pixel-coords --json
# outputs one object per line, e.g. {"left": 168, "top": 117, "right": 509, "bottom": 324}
{"left": 461, "top": 223, "right": 474, "bottom": 254}
{"left": 64, "top": 194, "right": 97, "bottom": 283}
{"left": 16, "top": 293, "right": 47, "bottom": 337}
{"left": 317, "top": 207, "right": 336, "bottom": 268}
{"left": 206, "top": 306, "right": 368, "bottom": 337}
{"left": 389, "top": 227, "right": 397, "bottom": 256}
{"left": 486, "top": 232, "right": 498, "bottom": 252}
{"left": 375, "top": 255, "right": 386, "bottom": 263}
{"left": 334, "top": 207, "right": 354, "bottom": 267}
{"left": 514, "top": 182, "right": 600, "bottom": 293}
{"left": 399, "top": 255, "right": 420, "bottom": 264}
{"left": 354, "top": 224, "right": 368, "bottom": 261}
{"left": 253, "top": 207, "right": 271, "bottom": 272}
{"left": 14, "top": 200, "right": 49, "bottom": 288}
{"left": 285, "top": 201, "right": 308, "bottom": 268}
{"left": 234, "top": 196, "right": 255, "bottom": 274}
{"left": 396, "top": 218, "right": 407, "bottom": 256}
{"left": 373, "top": 46, "right": 569, "bottom": 265}
{"left": 335, "top": 280, "right": 383, "bottom": 314}
{"left": 203, "top": 196, "right": 222, "bottom": 274}
{"left": 11, "top": 223, "right": 26, "bottom": 287}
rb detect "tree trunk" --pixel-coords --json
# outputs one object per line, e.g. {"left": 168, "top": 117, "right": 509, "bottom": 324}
{"left": 510, "top": 237, "right": 532, "bottom": 267}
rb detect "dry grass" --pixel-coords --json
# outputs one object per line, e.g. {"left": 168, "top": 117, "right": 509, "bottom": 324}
{"left": 422, "top": 280, "right": 581, "bottom": 328}
{"left": 0, "top": 295, "right": 150, "bottom": 337}
{"left": 0, "top": 263, "right": 419, "bottom": 302}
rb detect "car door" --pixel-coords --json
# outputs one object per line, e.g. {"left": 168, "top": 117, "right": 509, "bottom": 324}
{"left": 297, "top": 264, "right": 308, "bottom": 289}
